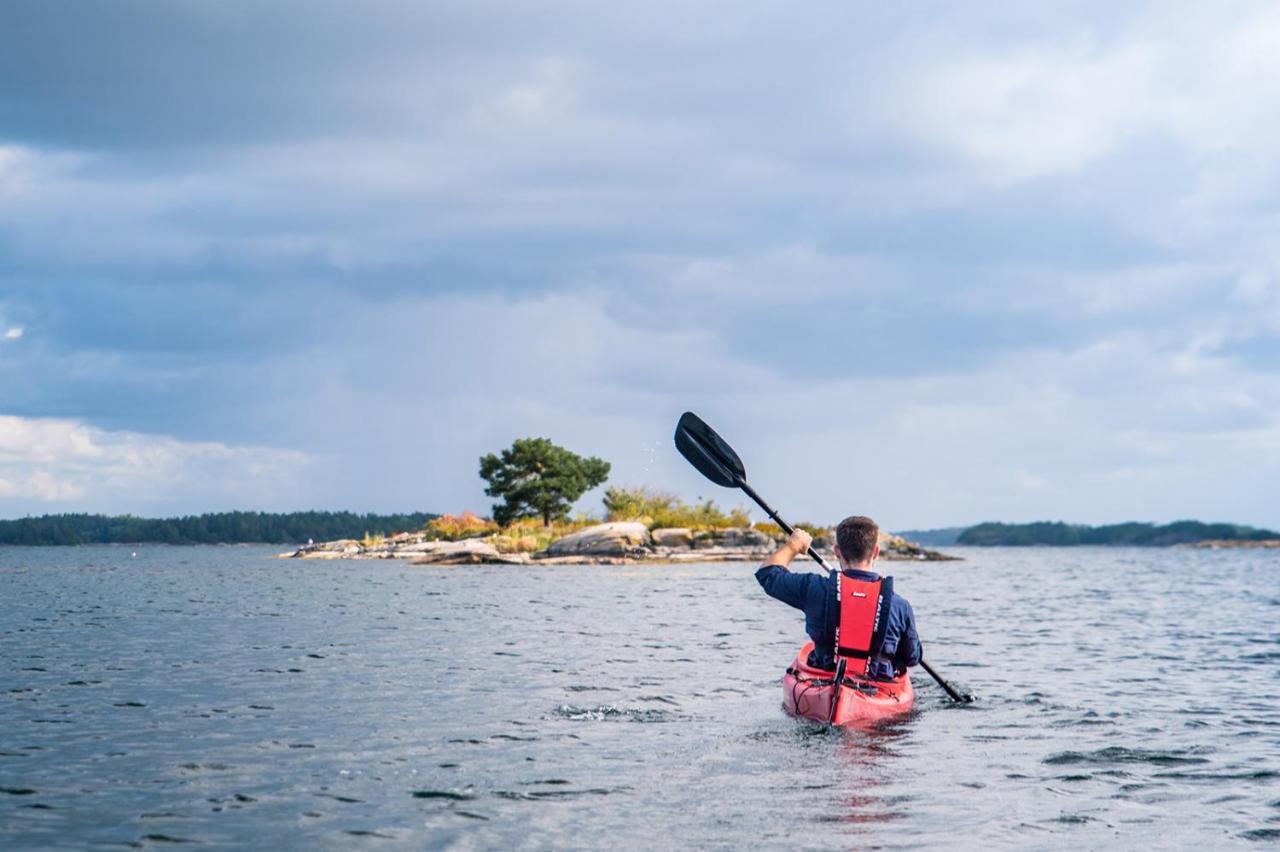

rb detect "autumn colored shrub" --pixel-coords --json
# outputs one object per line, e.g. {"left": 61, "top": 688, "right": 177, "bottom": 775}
{"left": 753, "top": 521, "right": 829, "bottom": 540}
{"left": 603, "top": 486, "right": 751, "bottom": 530}
{"left": 424, "top": 511, "right": 499, "bottom": 541}
{"left": 492, "top": 533, "right": 548, "bottom": 553}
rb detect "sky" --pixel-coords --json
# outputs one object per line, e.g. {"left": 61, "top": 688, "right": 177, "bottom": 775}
{"left": 2, "top": 1, "right": 1280, "bottom": 530}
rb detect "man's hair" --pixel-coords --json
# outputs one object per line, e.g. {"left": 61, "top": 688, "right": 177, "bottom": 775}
{"left": 835, "top": 515, "right": 880, "bottom": 565}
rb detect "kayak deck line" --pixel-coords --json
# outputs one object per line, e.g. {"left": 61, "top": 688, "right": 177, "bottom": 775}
{"left": 782, "top": 641, "right": 915, "bottom": 726}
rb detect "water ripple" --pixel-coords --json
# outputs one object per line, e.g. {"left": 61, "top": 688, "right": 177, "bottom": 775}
{"left": 1043, "top": 746, "right": 1213, "bottom": 766}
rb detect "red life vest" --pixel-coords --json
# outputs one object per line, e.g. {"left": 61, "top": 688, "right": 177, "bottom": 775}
{"left": 834, "top": 572, "right": 894, "bottom": 678}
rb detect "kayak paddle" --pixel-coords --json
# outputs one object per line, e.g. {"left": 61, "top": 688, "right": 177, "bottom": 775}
{"left": 919, "top": 652, "right": 971, "bottom": 704}
{"left": 673, "top": 411, "right": 974, "bottom": 705}
{"left": 674, "top": 411, "right": 829, "bottom": 567}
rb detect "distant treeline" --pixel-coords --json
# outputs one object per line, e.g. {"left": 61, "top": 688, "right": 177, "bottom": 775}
{"left": 894, "top": 527, "right": 968, "bottom": 547}
{"left": 0, "top": 512, "right": 438, "bottom": 546}
{"left": 955, "top": 520, "right": 1279, "bottom": 547}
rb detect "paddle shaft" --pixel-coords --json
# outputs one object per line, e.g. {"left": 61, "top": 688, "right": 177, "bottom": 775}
{"left": 827, "top": 658, "right": 847, "bottom": 724}
{"left": 919, "top": 656, "right": 969, "bottom": 703}
{"left": 735, "top": 476, "right": 828, "bottom": 569}
{"left": 734, "top": 474, "right": 972, "bottom": 704}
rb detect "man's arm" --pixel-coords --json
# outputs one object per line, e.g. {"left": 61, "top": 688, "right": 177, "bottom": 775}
{"left": 754, "top": 529, "right": 817, "bottom": 610}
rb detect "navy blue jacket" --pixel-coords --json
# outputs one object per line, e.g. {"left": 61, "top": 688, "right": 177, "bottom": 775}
{"left": 755, "top": 564, "right": 921, "bottom": 678}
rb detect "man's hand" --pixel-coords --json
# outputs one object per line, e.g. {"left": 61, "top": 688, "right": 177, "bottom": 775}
{"left": 763, "top": 527, "right": 813, "bottom": 569}
{"left": 786, "top": 529, "right": 813, "bottom": 556}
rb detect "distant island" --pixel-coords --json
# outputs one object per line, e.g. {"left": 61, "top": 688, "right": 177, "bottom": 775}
{"left": 0, "top": 511, "right": 437, "bottom": 546}
{"left": 896, "top": 520, "right": 1280, "bottom": 547}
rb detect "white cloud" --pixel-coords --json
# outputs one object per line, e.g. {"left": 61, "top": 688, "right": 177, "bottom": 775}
{"left": 0, "top": 416, "right": 310, "bottom": 513}
{"left": 910, "top": 43, "right": 1161, "bottom": 183}
{"left": 469, "top": 58, "right": 580, "bottom": 125}
{"left": 901, "top": 4, "right": 1280, "bottom": 194}
{"left": 3, "top": 326, "right": 23, "bottom": 340}
{"left": 661, "top": 243, "right": 889, "bottom": 304}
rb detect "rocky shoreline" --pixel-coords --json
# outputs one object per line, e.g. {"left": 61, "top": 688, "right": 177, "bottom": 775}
{"left": 279, "top": 521, "right": 960, "bottom": 565}
{"left": 1183, "top": 538, "right": 1280, "bottom": 549}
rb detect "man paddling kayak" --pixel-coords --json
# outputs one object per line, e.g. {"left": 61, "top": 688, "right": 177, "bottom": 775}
{"left": 756, "top": 515, "right": 920, "bottom": 678}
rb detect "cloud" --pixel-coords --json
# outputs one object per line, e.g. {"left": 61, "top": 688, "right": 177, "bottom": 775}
{"left": 3, "top": 327, "right": 23, "bottom": 340}
{"left": 2, "top": 2, "right": 1280, "bottom": 528}
{"left": 0, "top": 415, "right": 310, "bottom": 514}
{"left": 908, "top": 43, "right": 1161, "bottom": 183}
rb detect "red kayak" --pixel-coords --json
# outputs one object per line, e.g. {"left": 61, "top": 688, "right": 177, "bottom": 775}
{"left": 782, "top": 642, "right": 914, "bottom": 726}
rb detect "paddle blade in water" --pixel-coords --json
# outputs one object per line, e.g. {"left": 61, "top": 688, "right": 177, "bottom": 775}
{"left": 674, "top": 411, "right": 745, "bottom": 488}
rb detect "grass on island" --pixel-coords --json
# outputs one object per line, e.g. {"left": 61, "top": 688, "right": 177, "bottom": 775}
{"left": 750, "top": 521, "right": 830, "bottom": 539}
{"left": 601, "top": 486, "right": 752, "bottom": 530}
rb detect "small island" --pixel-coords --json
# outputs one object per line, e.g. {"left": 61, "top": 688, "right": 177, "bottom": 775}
{"left": 280, "top": 512, "right": 958, "bottom": 565}
{"left": 281, "top": 437, "right": 957, "bottom": 565}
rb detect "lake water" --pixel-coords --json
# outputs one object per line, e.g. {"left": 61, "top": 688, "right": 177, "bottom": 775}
{"left": 1, "top": 545, "right": 1277, "bottom": 849}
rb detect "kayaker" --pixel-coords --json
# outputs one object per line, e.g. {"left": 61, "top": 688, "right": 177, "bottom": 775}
{"left": 756, "top": 515, "right": 920, "bottom": 678}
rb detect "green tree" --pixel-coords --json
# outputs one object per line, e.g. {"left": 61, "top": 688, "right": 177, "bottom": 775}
{"left": 479, "top": 438, "right": 611, "bottom": 526}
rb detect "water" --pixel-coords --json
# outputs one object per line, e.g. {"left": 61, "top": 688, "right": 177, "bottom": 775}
{"left": 1, "top": 545, "right": 1277, "bottom": 849}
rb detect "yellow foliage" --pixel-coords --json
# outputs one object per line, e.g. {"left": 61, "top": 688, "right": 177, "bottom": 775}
{"left": 754, "top": 521, "right": 829, "bottom": 539}
{"left": 603, "top": 485, "right": 752, "bottom": 530}
{"left": 425, "top": 511, "right": 499, "bottom": 541}
{"left": 492, "top": 533, "right": 547, "bottom": 554}
{"left": 503, "top": 517, "right": 591, "bottom": 535}
{"left": 424, "top": 514, "right": 595, "bottom": 552}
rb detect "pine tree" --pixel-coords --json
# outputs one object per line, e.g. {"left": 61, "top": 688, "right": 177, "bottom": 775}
{"left": 478, "top": 438, "right": 610, "bottom": 526}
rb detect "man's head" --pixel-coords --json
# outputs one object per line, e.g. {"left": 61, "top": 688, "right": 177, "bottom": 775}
{"left": 835, "top": 515, "right": 880, "bottom": 569}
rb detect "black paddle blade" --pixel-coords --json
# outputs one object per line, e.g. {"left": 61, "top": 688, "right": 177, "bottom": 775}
{"left": 674, "top": 411, "right": 745, "bottom": 488}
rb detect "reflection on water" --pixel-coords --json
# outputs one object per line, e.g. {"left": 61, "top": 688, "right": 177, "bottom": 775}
{"left": 831, "top": 721, "right": 913, "bottom": 827}
{"left": 0, "top": 545, "right": 1277, "bottom": 848}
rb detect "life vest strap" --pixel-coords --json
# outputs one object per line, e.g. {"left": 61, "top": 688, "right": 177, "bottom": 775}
{"left": 872, "top": 576, "right": 894, "bottom": 664}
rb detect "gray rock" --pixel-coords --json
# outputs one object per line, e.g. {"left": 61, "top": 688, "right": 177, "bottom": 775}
{"left": 291, "top": 549, "right": 355, "bottom": 560}
{"left": 409, "top": 540, "right": 530, "bottom": 565}
{"left": 544, "top": 521, "right": 653, "bottom": 557}
{"left": 651, "top": 527, "right": 693, "bottom": 547}
{"left": 691, "top": 527, "right": 772, "bottom": 549}
{"left": 289, "top": 538, "right": 363, "bottom": 558}
{"left": 385, "top": 531, "right": 428, "bottom": 546}
{"left": 394, "top": 542, "right": 462, "bottom": 555}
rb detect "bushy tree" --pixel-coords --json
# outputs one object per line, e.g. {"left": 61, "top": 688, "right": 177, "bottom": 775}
{"left": 479, "top": 438, "right": 610, "bottom": 526}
